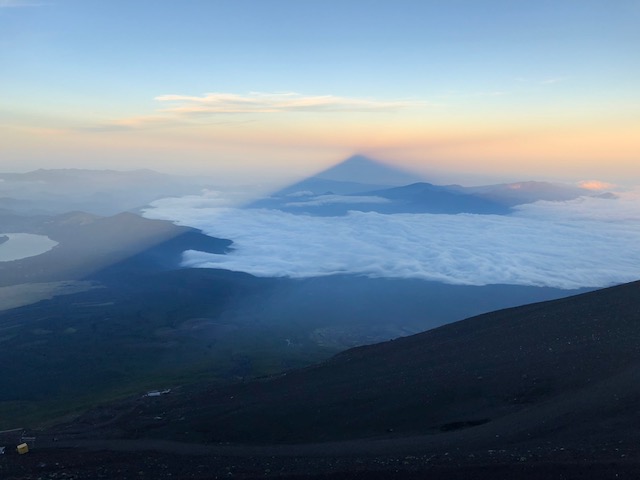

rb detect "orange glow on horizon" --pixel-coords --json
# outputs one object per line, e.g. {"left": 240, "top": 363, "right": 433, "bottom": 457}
{"left": 2, "top": 113, "right": 638, "bottom": 185}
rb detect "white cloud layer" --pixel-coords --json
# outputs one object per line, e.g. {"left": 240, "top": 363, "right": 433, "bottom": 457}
{"left": 143, "top": 192, "right": 640, "bottom": 289}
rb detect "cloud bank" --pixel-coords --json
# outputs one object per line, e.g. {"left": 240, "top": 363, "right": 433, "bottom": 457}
{"left": 143, "top": 192, "right": 640, "bottom": 289}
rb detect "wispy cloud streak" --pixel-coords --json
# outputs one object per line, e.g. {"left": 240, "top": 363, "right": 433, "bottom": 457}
{"left": 93, "top": 91, "right": 427, "bottom": 131}
{"left": 155, "top": 92, "right": 424, "bottom": 114}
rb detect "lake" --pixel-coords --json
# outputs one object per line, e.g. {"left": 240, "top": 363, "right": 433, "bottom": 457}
{"left": 0, "top": 233, "right": 58, "bottom": 262}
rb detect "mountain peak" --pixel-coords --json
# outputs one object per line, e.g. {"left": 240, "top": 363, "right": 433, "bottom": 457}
{"left": 315, "top": 155, "right": 423, "bottom": 186}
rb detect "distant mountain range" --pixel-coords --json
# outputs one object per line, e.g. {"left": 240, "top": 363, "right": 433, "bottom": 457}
{"left": 251, "top": 155, "right": 604, "bottom": 215}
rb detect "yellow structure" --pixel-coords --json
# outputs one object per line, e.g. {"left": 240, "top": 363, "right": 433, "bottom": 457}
{"left": 17, "top": 443, "right": 29, "bottom": 454}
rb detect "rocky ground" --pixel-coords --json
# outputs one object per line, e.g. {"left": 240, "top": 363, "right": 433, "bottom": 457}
{"left": 3, "top": 435, "right": 640, "bottom": 479}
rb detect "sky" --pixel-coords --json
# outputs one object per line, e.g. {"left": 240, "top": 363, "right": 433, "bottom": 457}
{"left": 1, "top": 0, "right": 639, "bottom": 186}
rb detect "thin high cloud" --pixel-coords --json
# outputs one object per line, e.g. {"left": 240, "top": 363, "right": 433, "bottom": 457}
{"left": 155, "top": 92, "right": 423, "bottom": 115}
{"left": 143, "top": 191, "right": 640, "bottom": 290}
{"left": 95, "top": 91, "right": 424, "bottom": 131}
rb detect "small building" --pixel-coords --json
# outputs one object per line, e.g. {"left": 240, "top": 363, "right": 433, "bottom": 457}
{"left": 17, "top": 443, "right": 29, "bottom": 454}
{"left": 144, "top": 388, "right": 171, "bottom": 398}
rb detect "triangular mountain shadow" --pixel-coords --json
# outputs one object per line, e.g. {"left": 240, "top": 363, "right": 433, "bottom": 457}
{"left": 272, "top": 155, "right": 425, "bottom": 197}
{"left": 250, "top": 155, "right": 605, "bottom": 216}
{"left": 313, "top": 154, "right": 424, "bottom": 186}
{"left": 250, "top": 155, "right": 509, "bottom": 215}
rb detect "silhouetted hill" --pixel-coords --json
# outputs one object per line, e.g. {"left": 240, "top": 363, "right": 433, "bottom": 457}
{"left": 453, "top": 181, "right": 598, "bottom": 206}
{"left": 360, "top": 182, "right": 510, "bottom": 214}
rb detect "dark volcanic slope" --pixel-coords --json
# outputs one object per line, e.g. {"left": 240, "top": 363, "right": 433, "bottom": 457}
{"left": 105, "top": 280, "right": 640, "bottom": 446}
{"left": 0, "top": 270, "right": 581, "bottom": 430}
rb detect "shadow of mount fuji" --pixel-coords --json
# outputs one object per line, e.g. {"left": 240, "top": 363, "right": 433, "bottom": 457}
{"left": 274, "top": 155, "right": 425, "bottom": 197}
{"left": 250, "top": 155, "right": 598, "bottom": 216}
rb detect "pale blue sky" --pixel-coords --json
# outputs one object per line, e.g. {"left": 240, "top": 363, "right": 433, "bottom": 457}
{"left": 1, "top": 0, "right": 639, "bottom": 184}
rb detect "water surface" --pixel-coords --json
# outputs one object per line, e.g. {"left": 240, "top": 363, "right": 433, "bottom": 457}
{"left": 0, "top": 233, "right": 58, "bottom": 262}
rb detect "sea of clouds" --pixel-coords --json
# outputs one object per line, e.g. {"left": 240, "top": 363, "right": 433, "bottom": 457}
{"left": 143, "top": 190, "right": 640, "bottom": 289}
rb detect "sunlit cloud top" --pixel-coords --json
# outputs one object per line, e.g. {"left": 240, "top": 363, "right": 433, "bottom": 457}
{"left": 579, "top": 180, "right": 616, "bottom": 191}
